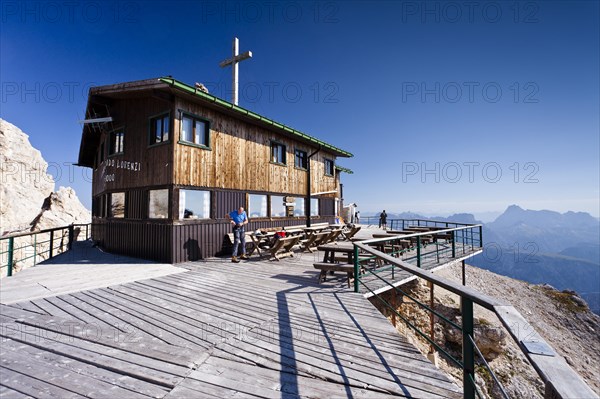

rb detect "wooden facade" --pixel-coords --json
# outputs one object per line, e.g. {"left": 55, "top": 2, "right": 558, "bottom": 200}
{"left": 79, "top": 78, "right": 352, "bottom": 262}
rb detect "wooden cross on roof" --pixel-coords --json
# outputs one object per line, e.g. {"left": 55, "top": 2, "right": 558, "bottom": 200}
{"left": 219, "top": 37, "right": 252, "bottom": 105}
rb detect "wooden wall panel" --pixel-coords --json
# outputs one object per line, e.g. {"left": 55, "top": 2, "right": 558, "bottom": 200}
{"left": 91, "top": 96, "right": 174, "bottom": 195}
{"left": 173, "top": 97, "right": 339, "bottom": 196}
{"left": 92, "top": 220, "right": 172, "bottom": 263}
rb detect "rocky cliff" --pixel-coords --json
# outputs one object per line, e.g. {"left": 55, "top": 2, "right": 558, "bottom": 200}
{"left": 0, "top": 119, "right": 90, "bottom": 275}
{"left": 371, "top": 263, "right": 600, "bottom": 398}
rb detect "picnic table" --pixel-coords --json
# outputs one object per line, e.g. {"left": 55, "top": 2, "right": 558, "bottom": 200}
{"left": 318, "top": 242, "right": 356, "bottom": 264}
{"left": 247, "top": 232, "right": 276, "bottom": 257}
{"left": 303, "top": 225, "right": 330, "bottom": 235}
{"left": 314, "top": 242, "right": 357, "bottom": 287}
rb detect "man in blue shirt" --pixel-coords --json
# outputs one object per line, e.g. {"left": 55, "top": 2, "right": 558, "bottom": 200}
{"left": 227, "top": 207, "right": 249, "bottom": 262}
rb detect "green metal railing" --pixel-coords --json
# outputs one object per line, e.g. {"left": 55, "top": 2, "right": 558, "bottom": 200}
{"left": 1, "top": 223, "right": 91, "bottom": 277}
{"left": 352, "top": 221, "right": 597, "bottom": 399}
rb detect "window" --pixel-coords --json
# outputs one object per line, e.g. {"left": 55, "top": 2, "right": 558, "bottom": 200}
{"left": 324, "top": 158, "right": 334, "bottom": 176}
{"left": 180, "top": 113, "right": 209, "bottom": 147}
{"left": 270, "top": 142, "right": 286, "bottom": 165}
{"left": 149, "top": 189, "right": 169, "bottom": 219}
{"left": 179, "top": 189, "right": 210, "bottom": 219}
{"left": 295, "top": 149, "right": 308, "bottom": 170}
{"left": 310, "top": 198, "right": 319, "bottom": 216}
{"left": 270, "top": 195, "right": 286, "bottom": 217}
{"left": 294, "top": 197, "right": 305, "bottom": 217}
{"left": 109, "top": 129, "right": 124, "bottom": 155}
{"left": 111, "top": 192, "right": 125, "bottom": 218}
{"left": 248, "top": 194, "right": 267, "bottom": 218}
{"left": 150, "top": 113, "right": 170, "bottom": 145}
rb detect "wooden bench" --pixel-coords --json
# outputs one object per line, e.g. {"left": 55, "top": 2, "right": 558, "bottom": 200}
{"left": 283, "top": 225, "right": 306, "bottom": 237}
{"left": 301, "top": 231, "right": 330, "bottom": 253}
{"left": 310, "top": 222, "right": 330, "bottom": 229}
{"left": 270, "top": 236, "right": 300, "bottom": 261}
{"left": 325, "top": 228, "right": 343, "bottom": 243}
{"left": 341, "top": 225, "right": 361, "bottom": 241}
{"left": 313, "top": 262, "right": 354, "bottom": 287}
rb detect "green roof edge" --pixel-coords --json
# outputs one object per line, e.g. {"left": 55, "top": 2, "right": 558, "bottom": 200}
{"left": 158, "top": 77, "right": 353, "bottom": 158}
{"left": 335, "top": 165, "right": 354, "bottom": 174}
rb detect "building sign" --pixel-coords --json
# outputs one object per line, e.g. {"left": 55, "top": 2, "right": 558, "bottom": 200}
{"left": 100, "top": 158, "right": 142, "bottom": 185}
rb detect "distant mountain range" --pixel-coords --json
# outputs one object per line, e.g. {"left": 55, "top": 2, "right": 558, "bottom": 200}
{"left": 363, "top": 205, "right": 600, "bottom": 314}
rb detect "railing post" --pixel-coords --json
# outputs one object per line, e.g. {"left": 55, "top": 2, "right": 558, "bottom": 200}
{"left": 353, "top": 244, "right": 359, "bottom": 293}
{"left": 68, "top": 225, "right": 74, "bottom": 251}
{"left": 452, "top": 231, "right": 456, "bottom": 258}
{"left": 462, "top": 297, "right": 475, "bottom": 399}
{"left": 478, "top": 225, "right": 482, "bottom": 247}
{"left": 391, "top": 288, "right": 397, "bottom": 327}
{"left": 86, "top": 224, "right": 89, "bottom": 240}
{"left": 417, "top": 236, "right": 421, "bottom": 268}
{"left": 429, "top": 281, "right": 435, "bottom": 354}
{"left": 7, "top": 237, "right": 14, "bottom": 277}
{"left": 49, "top": 230, "right": 54, "bottom": 259}
{"left": 33, "top": 233, "right": 37, "bottom": 265}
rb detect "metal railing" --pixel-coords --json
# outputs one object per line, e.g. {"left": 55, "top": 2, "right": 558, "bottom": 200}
{"left": 0, "top": 223, "right": 91, "bottom": 278}
{"left": 356, "top": 217, "right": 476, "bottom": 230}
{"left": 352, "top": 223, "right": 597, "bottom": 399}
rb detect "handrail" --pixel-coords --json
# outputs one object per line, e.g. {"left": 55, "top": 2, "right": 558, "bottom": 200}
{"left": 358, "top": 217, "right": 477, "bottom": 229}
{"left": 1, "top": 223, "right": 91, "bottom": 239}
{"left": 353, "top": 238, "right": 598, "bottom": 399}
{"left": 1, "top": 223, "right": 91, "bottom": 277}
{"left": 362, "top": 224, "right": 483, "bottom": 246}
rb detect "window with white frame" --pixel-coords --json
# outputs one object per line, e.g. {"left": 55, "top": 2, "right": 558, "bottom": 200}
{"left": 324, "top": 158, "right": 334, "bottom": 176}
{"left": 294, "top": 197, "right": 305, "bottom": 217}
{"left": 310, "top": 198, "right": 319, "bottom": 216}
{"left": 294, "top": 149, "right": 308, "bottom": 169}
{"left": 109, "top": 129, "right": 124, "bottom": 155}
{"left": 149, "top": 189, "right": 169, "bottom": 219}
{"left": 150, "top": 113, "right": 170, "bottom": 145}
{"left": 270, "top": 142, "right": 286, "bottom": 164}
{"left": 248, "top": 194, "right": 267, "bottom": 218}
{"left": 179, "top": 189, "right": 210, "bottom": 219}
{"left": 111, "top": 192, "right": 125, "bottom": 218}
{"left": 271, "top": 195, "right": 286, "bottom": 217}
{"left": 181, "top": 113, "right": 209, "bottom": 147}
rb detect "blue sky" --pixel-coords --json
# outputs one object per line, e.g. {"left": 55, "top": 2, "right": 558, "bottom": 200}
{"left": 1, "top": 0, "right": 599, "bottom": 219}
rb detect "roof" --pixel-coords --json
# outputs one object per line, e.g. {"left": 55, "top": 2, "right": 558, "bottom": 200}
{"left": 335, "top": 165, "right": 354, "bottom": 174}
{"left": 78, "top": 77, "right": 353, "bottom": 167}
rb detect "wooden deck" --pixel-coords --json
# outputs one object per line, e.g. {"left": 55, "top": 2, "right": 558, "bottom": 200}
{"left": 0, "top": 234, "right": 463, "bottom": 398}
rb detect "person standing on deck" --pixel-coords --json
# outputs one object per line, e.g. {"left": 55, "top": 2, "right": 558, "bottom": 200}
{"left": 227, "top": 207, "right": 249, "bottom": 263}
{"left": 355, "top": 210, "right": 360, "bottom": 224}
{"left": 379, "top": 210, "right": 387, "bottom": 229}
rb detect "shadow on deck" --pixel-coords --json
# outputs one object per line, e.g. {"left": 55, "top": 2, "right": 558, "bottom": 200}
{"left": 0, "top": 233, "right": 465, "bottom": 398}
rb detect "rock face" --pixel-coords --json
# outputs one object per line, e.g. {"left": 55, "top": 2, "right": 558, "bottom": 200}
{"left": 0, "top": 119, "right": 90, "bottom": 275}
{"left": 30, "top": 187, "right": 90, "bottom": 232}
{"left": 371, "top": 264, "right": 600, "bottom": 398}
{"left": 0, "top": 119, "right": 55, "bottom": 234}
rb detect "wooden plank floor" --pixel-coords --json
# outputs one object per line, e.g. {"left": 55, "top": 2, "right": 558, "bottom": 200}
{"left": 0, "top": 233, "right": 463, "bottom": 398}
{"left": 0, "top": 241, "right": 187, "bottom": 304}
